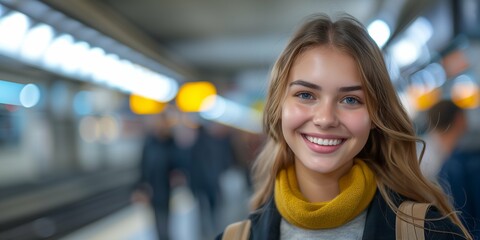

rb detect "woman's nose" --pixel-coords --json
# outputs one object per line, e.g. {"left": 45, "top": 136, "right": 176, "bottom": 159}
{"left": 312, "top": 102, "right": 339, "bottom": 128}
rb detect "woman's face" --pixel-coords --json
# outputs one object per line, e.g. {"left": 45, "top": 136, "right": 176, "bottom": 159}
{"left": 281, "top": 46, "right": 371, "bottom": 179}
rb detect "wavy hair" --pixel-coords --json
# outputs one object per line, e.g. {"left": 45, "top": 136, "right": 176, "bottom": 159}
{"left": 250, "top": 13, "right": 470, "bottom": 238}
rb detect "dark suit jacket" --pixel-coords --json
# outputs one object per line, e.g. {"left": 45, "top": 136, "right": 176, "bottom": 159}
{"left": 439, "top": 150, "right": 480, "bottom": 239}
{"left": 217, "top": 190, "right": 466, "bottom": 239}
{"left": 138, "top": 134, "right": 176, "bottom": 209}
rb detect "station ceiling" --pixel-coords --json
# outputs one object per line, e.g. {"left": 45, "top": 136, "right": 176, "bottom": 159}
{"left": 39, "top": 0, "right": 432, "bottom": 104}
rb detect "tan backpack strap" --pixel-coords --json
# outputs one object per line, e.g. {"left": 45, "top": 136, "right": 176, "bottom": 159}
{"left": 222, "top": 219, "right": 252, "bottom": 240}
{"left": 396, "top": 201, "right": 431, "bottom": 240}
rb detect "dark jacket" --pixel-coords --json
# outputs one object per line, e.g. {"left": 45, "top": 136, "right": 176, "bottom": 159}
{"left": 216, "top": 190, "right": 465, "bottom": 239}
{"left": 138, "top": 134, "right": 176, "bottom": 209}
{"left": 439, "top": 150, "right": 480, "bottom": 239}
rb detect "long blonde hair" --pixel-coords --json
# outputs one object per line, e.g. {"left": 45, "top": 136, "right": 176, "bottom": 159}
{"left": 251, "top": 13, "right": 471, "bottom": 238}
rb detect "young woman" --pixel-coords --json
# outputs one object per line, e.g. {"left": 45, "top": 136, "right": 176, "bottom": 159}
{"left": 217, "top": 13, "right": 472, "bottom": 239}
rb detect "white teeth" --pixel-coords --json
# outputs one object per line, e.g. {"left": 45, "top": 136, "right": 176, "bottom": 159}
{"left": 306, "top": 136, "right": 342, "bottom": 146}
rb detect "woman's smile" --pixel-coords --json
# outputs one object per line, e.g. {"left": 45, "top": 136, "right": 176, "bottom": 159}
{"left": 304, "top": 134, "right": 344, "bottom": 146}
{"left": 303, "top": 134, "right": 345, "bottom": 154}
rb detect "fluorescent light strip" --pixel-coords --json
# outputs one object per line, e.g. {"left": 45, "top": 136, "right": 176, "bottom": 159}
{"left": 0, "top": 4, "right": 178, "bottom": 103}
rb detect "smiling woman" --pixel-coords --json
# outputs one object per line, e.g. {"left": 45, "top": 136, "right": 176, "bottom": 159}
{"left": 216, "top": 13, "right": 472, "bottom": 240}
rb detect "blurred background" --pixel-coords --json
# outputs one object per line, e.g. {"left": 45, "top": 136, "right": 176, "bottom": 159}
{"left": 0, "top": 0, "right": 479, "bottom": 239}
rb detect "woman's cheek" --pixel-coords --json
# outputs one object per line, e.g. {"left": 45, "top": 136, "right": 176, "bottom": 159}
{"left": 282, "top": 102, "right": 310, "bottom": 130}
{"left": 344, "top": 110, "right": 371, "bottom": 135}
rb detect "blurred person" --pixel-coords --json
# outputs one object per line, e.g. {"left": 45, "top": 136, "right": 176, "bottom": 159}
{"left": 209, "top": 124, "right": 252, "bottom": 225}
{"left": 432, "top": 102, "right": 480, "bottom": 238}
{"left": 187, "top": 123, "right": 235, "bottom": 238}
{"left": 131, "top": 112, "right": 179, "bottom": 240}
{"left": 420, "top": 99, "right": 468, "bottom": 181}
{"left": 439, "top": 148, "right": 480, "bottom": 239}
{"left": 216, "top": 13, "right": 471, "bottom": 239}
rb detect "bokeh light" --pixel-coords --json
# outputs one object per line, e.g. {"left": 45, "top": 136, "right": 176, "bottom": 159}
{"left": 451, "top": 75, "right": 479, "bottom": 109}
{"left": 129, "top": 94, "right": 167, "bottom": 115}
{"left": 19, "top": 83, "right": 41, "bottom": 108}
{"left": 176, "top": 81, "right": 216, "bottom": 112}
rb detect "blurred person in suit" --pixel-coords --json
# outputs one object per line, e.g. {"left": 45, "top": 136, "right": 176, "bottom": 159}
{"left": 420, "top": 99, "right": 480, "bottom": 238}
{"left": 428, "top": 100, "right": 480, "bottom": 239}
{"left": 419, "top": 99, "right": 467, "bottom": 181}
{"left": 439, "top": 148, "right": 480, "bottom": 239}
{"left": 187, "top": 122, "right": 236, "bottom": 237}
{"left": 131, "top": 112, "right": 179, "bottom": 240}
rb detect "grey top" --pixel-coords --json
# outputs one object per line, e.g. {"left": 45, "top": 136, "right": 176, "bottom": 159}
{"left": 279, "top": 210, "right": 367, "bottom": 240}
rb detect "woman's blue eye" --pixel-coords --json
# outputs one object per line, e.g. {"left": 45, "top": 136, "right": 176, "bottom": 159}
{"left": 343, "top": 97, "right": 360, "bottom": 105}
{"left": 297, "top": 92, "right": 313, "bottom": 100}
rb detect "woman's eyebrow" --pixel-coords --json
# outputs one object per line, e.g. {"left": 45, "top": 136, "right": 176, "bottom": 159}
{"left": 289, "top": 80, "right": 320, "bottom": 90}
{"left": 289, "top": 80, "right": 362, "bottom": 92}
{"left": 339, "top": 85, "right": 362, "bottom": 92}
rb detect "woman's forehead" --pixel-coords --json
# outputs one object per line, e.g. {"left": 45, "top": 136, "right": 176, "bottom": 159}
{"left": 288, "top": 46, "right": 362, "bottom": 85}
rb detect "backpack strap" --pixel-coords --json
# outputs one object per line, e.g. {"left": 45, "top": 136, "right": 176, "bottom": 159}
{"left": 396, "top": 201, "right": 431, "bottom": 240}
{"left": 222, "top": 219, "right": 252, "bottom": 240}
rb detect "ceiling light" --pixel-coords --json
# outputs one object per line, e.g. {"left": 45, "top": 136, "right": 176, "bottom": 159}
{"left": 0, "top": 11, "right": 30, "bottom": 54}
{"left": 367, "top": 19, "right": 391, "bottom": 48}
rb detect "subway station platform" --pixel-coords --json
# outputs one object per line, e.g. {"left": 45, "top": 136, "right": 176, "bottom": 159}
{"left": 61, "top": 169, "right": 251, "bottom": 240}
{"left": 61, "top": 203, "right": 157, "bottom": 240}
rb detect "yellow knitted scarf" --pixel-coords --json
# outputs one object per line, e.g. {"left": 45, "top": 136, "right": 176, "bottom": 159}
{"left": 274, "top": 159, "right": 376, "bottom": 229}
